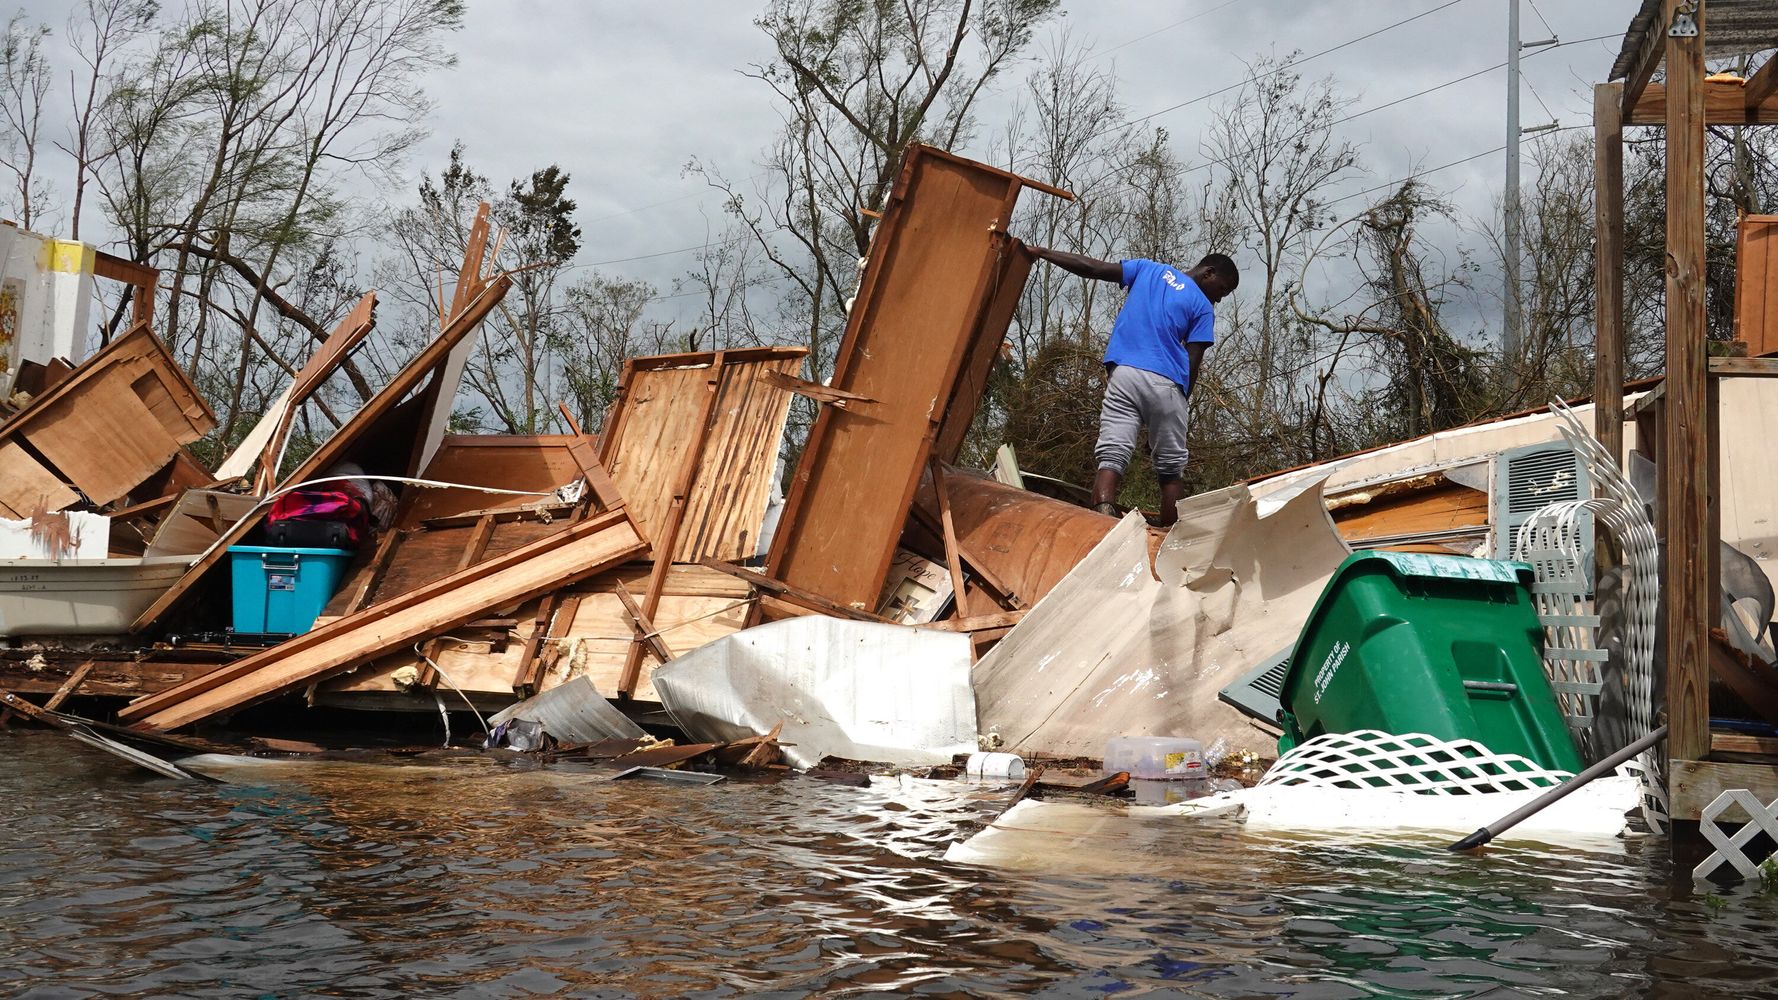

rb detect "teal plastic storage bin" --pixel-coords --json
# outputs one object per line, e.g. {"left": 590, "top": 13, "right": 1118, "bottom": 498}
{"left": 226, "top": 545, "right": 353, "bottom": 634}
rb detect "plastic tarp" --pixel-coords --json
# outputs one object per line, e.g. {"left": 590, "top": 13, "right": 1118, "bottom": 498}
{"left": 972, "top": 480, "right": 1350, "bottom": 759}
{"left": 651, "top": 616, "right": 976, "bottom": 769}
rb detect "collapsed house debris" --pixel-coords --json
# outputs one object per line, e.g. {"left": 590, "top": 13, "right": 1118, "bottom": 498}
{"left": 6, "top": 115, "right": 1778, "bottom": 873}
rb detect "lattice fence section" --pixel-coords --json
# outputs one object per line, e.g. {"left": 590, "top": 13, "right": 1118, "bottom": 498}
{"left": 1258, "top": 730, "right": 1573, "bottom": 795}
{"left": 1549, "top": 399, "right": 1667, "bottom": 833}
{"left": 1694, "top": 790, "right": 1778, "bottom": 881}
{"left": 1513, "top": 499, "right": 1611, "bottom": 759}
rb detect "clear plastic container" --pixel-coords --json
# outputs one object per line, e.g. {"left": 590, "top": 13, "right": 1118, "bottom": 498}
{"left": 1103, "top": 736, "right": 1204, "bottom": 780}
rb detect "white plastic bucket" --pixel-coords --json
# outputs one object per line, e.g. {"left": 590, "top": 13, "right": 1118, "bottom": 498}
{"left": 964, "top": 751, "right": 1026, "bottom": 779}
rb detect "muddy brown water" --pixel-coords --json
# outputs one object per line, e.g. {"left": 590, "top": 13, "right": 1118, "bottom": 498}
{"left": 2, "top": 731, "right": 1776, "bottom": 999}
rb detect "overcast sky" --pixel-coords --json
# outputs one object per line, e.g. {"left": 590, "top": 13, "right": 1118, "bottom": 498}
{"left": 13, "top": 0, "right": 1648, "bottom": 333}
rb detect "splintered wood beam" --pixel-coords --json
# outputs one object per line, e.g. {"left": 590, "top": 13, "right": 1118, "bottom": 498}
{"left": 755, "top": 369, "right": 876, "bottom": 409}
{"left": 1746, "top": 54, "right": 1778, "bottom": 109}
{"left": 1626, "top": 78, "right": 1778, "bottom": 125}
{"left": 119, "top": 510, "right": 646, "bottom": 731}
{"left": 613, "top": 581, "right": 676, "bottom": 664}
{"left": 1619, "top": 0, "right": 1675, "bottom": 120}
{"left": 919, "top": 610, "right": 1026, "bottom": 633}
{"left": 42, "top": 661, "right": 96, "bottom": 712}
{"left": 1662, "top": 0, "right": 1711, "bottom": 765}
{"left": 701, "top": 559, "right": 890, "bottom": 623}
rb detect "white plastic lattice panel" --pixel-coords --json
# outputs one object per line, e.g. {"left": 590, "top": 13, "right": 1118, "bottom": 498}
{"left": 1549, "top": 399, "right": 1666, "bottom": 833}
{"left": 1694, "top": 789, "right": 1778, "bottom": 881}
{"left": 1258, "top": 730, "right": 1574, "bottom": 795}
{"left": 1514, "top": 499, "right": 1611, "bottom": 758}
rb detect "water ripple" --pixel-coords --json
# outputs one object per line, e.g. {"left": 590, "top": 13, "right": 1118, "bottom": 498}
{"left": 1, "top": 731, "right": 1775, "bottom": 998}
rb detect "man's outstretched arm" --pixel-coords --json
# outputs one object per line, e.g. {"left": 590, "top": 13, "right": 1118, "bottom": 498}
{"left": 1026, "top": 245, "right": 1121, "bottom": 283}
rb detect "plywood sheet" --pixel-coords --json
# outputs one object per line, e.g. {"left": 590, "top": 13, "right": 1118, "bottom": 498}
{"left": 1332, "top": 481, "right": 1490, "bottom": 544}
{"left": 407, "top": 434, "right": 584, "bottom": 527}
{"left": 25, "top": 365, "right": 181, "bottom": 505}
{"left": 0, "top": 442, "right": 78, "bottom": 518}
{"left": 1737, "top": 214, "right": 1778, "bottom": 358}
{"left": 766, "top": 146, "right": 1061, "bottom": 612}
{"left": 599, "top": 349, "right": 805, "bottom": 562}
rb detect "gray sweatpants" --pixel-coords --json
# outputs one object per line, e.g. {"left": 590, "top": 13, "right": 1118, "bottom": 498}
{"left": 1095, "top": 364, "right": 1190, "bottom": 481}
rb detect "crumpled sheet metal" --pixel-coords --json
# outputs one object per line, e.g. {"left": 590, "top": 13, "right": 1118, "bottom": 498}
{"left": 488, "top": 674, "right": 646, "bottom": 742}
{"left": 971, "top": 480, "right": 1349, "bottom": 759}
{"left": 651, "top": 616, "right": 976, "bottom": 769}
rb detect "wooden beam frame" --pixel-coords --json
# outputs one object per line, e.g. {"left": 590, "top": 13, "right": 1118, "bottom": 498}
{"left": 1661, "top": 0, "right": 1712, "bottom": 765}
{"left": 1626, "top": 77, "right": 1778, "bottom": 125}
{"left": 1619, "top": 0, "right": 1676, "bottom": 120}
{"left": 1745, "top": 53, "right": 1778, "bottom": 109}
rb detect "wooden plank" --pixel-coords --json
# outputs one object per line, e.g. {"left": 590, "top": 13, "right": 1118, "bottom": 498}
{"left": 1628, "top": 77, "right": 1778, "bottom": 126}
{"left": 1670, "top": 757, "right": 1778, "bottom": 822}
{"left": 254, "top": 291, "right": 377, "bottom": 494}
{"left": 1731, "top": 217, "right": 1778, "bottom": 358}
{"left": 702, "top": 558, "right": 890, "bottom": 623}
{"left": 24, "top": 365, "right": 181, "bottom": 505}
{"left": 935, "top": 233, "right": 1033, "bottom": 464}
{"left": 1663, "top": 0, "right": 1711, "bottom": 765}
{"left": 930, "top": 461, "right": 970, "bottom": 618}
{"left": 614, "top": 580, "right": 676, "bottom": 664}
{"left": 756, "top": 369, "right": 874, "bottom": 408}
{"left": 1713, "top": 732, "right": 1778, "bottom": 756}
{"left": 1747, "top": 54, "right": 1778, "bottom": 110}
{"left": 1709, "top": 628, "right": 1778, "bottom": 725}
{"left": 919, "top": 610, "right": 1026, "bottom": 633}
{"left": 0, "top": 323, "right": 211, "bottom": 449}
{"left": 0, "top": 442, "right": 78, "bottom": 518}
{"left": 128, "top": 274, "right": 513, "bottom": 632}
{"left": 765, "top": 146, "right": 1063, "bottom": 614}
{"left": 92, "top": 251, "right": 157, "bottom": 327}
{"left": 42, "top": 661, "right": 95, "bottom": 712}
{"left": 1619, "top": 0, "right": 1674, "bottom": 121}
{"left": 1595, "top": 83, "right": 1626, "bottom": 477}
{"left": 118, "top": 510, "right": 647, "bottom": 731}
{"left": 416, "top": 513, "right": 499, "bottom": 688}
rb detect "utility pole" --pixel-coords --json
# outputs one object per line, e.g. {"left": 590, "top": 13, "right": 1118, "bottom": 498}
{"left": 1505, "top": 1, "right": 1558, "bottom": 384}
{"left": 1505, "top": 0, "right": 1522, "bottom": 371}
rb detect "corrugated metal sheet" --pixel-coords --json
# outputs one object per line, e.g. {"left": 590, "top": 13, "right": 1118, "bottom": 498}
{"left": 1610, "top": 0, "right": 1778, "bottom": 81}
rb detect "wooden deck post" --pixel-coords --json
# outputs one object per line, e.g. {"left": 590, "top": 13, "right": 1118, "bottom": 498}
{"left": 1593, "top": 83, "right": 1625, "bottom": 464}
{"left": 1662, "top": 0, "right": 1711, "bottom": 764}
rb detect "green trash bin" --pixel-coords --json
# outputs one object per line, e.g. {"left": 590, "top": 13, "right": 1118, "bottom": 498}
{"left": 1277, "top": 550, "right": 1583, "bottom": 773}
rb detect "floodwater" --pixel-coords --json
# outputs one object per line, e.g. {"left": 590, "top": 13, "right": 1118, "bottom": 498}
{"left": 1, "top": 732, "right": 1775, "bottom": 1000}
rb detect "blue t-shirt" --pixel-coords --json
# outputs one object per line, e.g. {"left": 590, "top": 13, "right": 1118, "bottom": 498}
{"left": 1103, "top": 258, "right": 1216, "bottom": 389}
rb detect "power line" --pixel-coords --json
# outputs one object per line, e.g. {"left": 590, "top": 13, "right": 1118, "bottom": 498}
{"left": 1089, "top": 0, "right": 1246, "bottom": 60}
{"left": 1120, "top": 0, "right": 1471, "bottom": 129}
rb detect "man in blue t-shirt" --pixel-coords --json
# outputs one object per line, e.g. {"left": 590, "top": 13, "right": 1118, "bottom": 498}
{"left": 1025, "top": 247, "right": 1238, "bottom": 527}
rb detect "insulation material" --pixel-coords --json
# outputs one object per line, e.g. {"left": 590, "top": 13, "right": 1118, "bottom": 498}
{"left": 972, "top": 482, "right": 1350, "bottom": 759}
{"left": 652, "top": 616, "right": 976, "bottom": 769}
{"left": 0, "top": 510, "right": 109, "bottom": 560}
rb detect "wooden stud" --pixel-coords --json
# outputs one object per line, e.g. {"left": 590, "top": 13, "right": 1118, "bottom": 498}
{"left": 42, "top": 661, "right": 95, "bottom": 712}
{"left": 1593, "top": 83, "right": 1626, "bottom": 468}
{"left": 919, "top": 610, "right": 1026, "bottom": 633}
{"left": 1661, "top": 0, "right": 1711, "bottom": 765}
{"left": 929, "top": 461, "right": 971, "bottom": 620}
{"left": 755, "top": 369, "right": 876, "bottom": 409}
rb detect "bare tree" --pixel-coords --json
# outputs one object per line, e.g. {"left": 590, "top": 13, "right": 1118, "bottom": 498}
{"left": 59, "top": 0, "right": 158, "bottom": 240}
{"left": 0, "top": 14, "right": 54, "bottom": 229}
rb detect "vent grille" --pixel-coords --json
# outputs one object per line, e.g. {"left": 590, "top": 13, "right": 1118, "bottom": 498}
{"left": 1504, "top": 447, "right": 1581, "bottom": 517}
